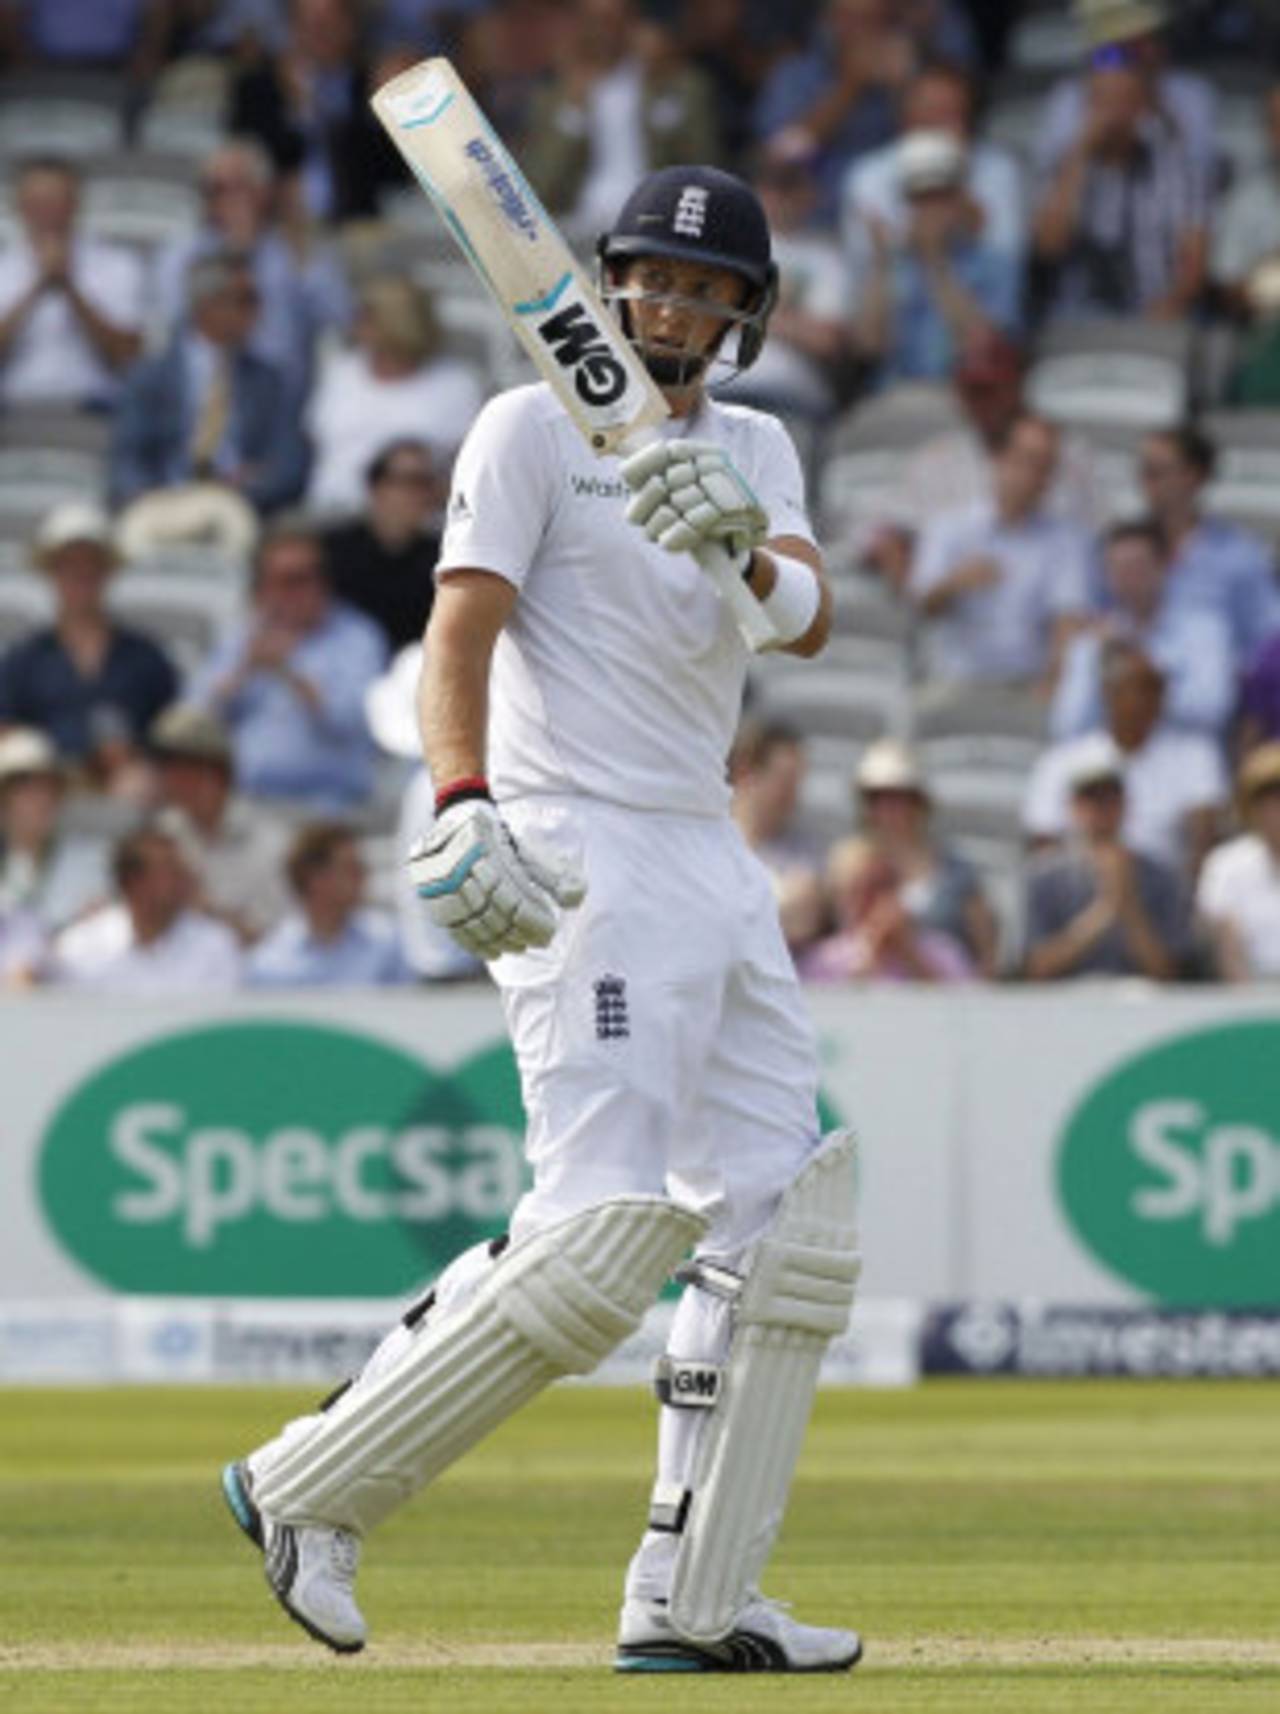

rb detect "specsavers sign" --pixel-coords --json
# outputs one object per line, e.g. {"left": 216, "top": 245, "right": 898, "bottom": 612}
{"left": 37, "top": 1020, "right": 527, "bottom": 1296}
{"left": 1057, "top": 1021, "right": 1280, "bottom": 1307}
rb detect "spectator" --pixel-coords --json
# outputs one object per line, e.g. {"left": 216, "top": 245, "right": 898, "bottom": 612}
{"left": 753, "top": 0, "right": 913, "bottom": 225}
{"left": 1024, "top": 639, "right": 1227, "bottom": 875}
{"left": 151, "top": 137, "right": 351, "bottom": 407}
{"left": 247, "top": 821, "right": 409, "bottom": 986}
{"left": 454, "top": 0, "right": 576, "bottom": 145}
{"left": 681, "top": 0, "right": 776, "bottom": 164}
{"left": 521, "top": 0, "right": 720, "bottom": 227}
{"left": 1052, "top": 519, "right": 1236, "bottom": 742}
{"left": 799, "top": 835, "right": 973, "bottom": 982}
{"left": 716, "top": 141, "right": 854, "bottom": 422}
{"left": 729, "top": 716, "right": 823, "bottom": 953}
{"left": 1211, "top": 81, "right": 1280, "bottom": 318}
{"left": 861, "top": 331, "right": 1110, "bottom": 587}
{"left": 842, "top": 59, "right": 1025, "bottom": 282}
{"left": 897, "top": 1, "right": 980, "bottom": 68}
{"left": 1138, "top": 426, "right": 1280, "bottom": 668}
{"left": 321, "top": 440, "right": 444, "bottom": 651}
{"left": 149, "top": 704, "right": 290, "bottom": 943}
{"left": 109, "top": 251, "right": 309, "bottom": 515}
{"left": 0, "top": 896, "right": 44, "bottom": 987}
{"left": 0, "top": 157, "right": 143, "bottom": 407}
{"left": 1023, "top": 736, "right": 1188, "bottom": 981}
{"left": 909, "top": 414, "right": 1091, "bottom": 686}
{"left": 1224, "top": 280, "right": 1280, "bottom": 408}
{"left": 0, "top": 503, "right": 178, "bottom": 788}
{"left": 374, "top": 0, "right": 489, "bottom": 56}
{"left": 1240, "top": 629, "right": 1280, "bottom": 750}
{"left": 0, "top": 727, "right": 108, "bottom": 930}
{"left": 51, "top": 824, "right": 241, "bottom": 992}
{"left": 853, "top": 129, "right": 1022, "bottom": 385}
{"left": 1031, "top": 52, "right": 1208, "bottom": 322}
{"left": 1036, "top": 2, "right": 1218, "bottom": 195}
{"left": 1, "top": 0, "right": 170, "bottom": 75}
{"left": 855, "top": 738, "right": 999, "bottom": 975}
{"left": 304, "top": 275, "right": 482, "bottom": 516}
{"left": 1197, "top": 742, "right": 1280, "bottom": 981}
{"left": 229, "top": 0, "right": 396, "bottom": 222}
{"left": 188, "top": 520, "right": 387, "bottom": 810}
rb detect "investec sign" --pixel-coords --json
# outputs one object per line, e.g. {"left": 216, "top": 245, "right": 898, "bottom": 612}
{"left": 1057, "top": 1020, "right": 1280, "bottom": 1307}
{"left": 36, "top": 1022, "right": 527, "bottom": 1296}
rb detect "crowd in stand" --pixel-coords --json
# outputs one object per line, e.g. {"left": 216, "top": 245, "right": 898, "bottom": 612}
{"left": 4, "top": 0, "right": 1280, "bottom": 992}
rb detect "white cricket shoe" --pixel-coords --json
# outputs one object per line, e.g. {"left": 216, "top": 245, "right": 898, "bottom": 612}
{"left": 615, "top": 1593, "right": 862, "bottom": 1673}
{"left": 221, "top": 1460, "right": 367, "bottom": 1654}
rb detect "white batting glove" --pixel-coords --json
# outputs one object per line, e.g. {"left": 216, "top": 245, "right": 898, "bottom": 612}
{"left": 408, "top": 798, "right": 586, "bottom": 960}
{"left": 621, "top": 439, "right": 769, "bottom": 562}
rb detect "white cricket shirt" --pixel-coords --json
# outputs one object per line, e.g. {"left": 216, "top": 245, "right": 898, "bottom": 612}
{"left": 436, "top": 383, "right": 814, "bottom": 816}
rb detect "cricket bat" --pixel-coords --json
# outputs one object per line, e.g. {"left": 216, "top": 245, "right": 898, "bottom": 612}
{"left": 370, "top": 58, "right": 773, "bottom": 649}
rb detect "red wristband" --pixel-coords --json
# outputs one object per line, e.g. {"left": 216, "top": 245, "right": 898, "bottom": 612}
{"left": 434, "top": 774, "right": 491, "bottom": 814}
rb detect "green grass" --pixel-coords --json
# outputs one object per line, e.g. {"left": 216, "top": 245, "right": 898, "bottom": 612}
{"left": 2, "top": 1381, "right": 1278, "bottom": 1711}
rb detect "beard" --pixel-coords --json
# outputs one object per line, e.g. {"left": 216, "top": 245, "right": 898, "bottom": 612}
{"left": 639, "top": 346, "right": 708, "bottom": 387}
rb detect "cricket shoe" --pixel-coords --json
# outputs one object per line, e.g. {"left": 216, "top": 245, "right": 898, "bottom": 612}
{"left": 221, "top": 1460, "right": 367, "bottom": 1654}
{"left": 614, "top": 1593, "right": 862, "bottom": 1673}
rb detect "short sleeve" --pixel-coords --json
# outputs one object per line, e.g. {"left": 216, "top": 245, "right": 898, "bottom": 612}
{"left": 1195, "top": 844, "right": 1235, "bottom": 919}
{"left": 1045, "top": 524, "right": 1092, "bottom": 615}
{"left": 743, "top": 413, "right": 815, "bottom": 548}
{"left": 435, "top": 389, "right": 557, "bottom": 589}
{"left": 909, "top": 512, "right": 966, "bottom": 599}
{"left": 1175, "top": 736, "right": 1229, "bottom": 812}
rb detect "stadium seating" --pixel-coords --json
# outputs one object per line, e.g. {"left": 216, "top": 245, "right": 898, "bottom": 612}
{"left": 1203, "top": 410, "right": 1280, "bottom": 525}
{"left": 1026, "top": 320, "right": 1193, "bottom": 431}
{"left": 0, "top": 85, "right": 125, "bottom": 160}
{"left": 80, "top": 154, "right": 202, "bottom": 254}
{"left": 105, "top": 571, "right": 243, "bottom": 677}
{"left": 0, "top": 572, "right": 53, "bottom": 647}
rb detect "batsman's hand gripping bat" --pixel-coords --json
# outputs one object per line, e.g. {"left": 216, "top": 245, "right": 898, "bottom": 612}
{"left": 370, "top": 58, "right": 774, "bottom": 651}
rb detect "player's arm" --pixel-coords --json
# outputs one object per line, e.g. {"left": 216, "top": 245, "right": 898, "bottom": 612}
{"left": 418, "top": 569, "right": 516, "bottom": 782}
{"left": 411, "top": 569, "right": 585, "bottom": 961}
{"left": 743, "top": 536, "right": 832, "bottom": 659}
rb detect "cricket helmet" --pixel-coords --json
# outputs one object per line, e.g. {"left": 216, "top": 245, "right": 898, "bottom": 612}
{"left": 598, "top": 165, "right": 778, "bottom": 372}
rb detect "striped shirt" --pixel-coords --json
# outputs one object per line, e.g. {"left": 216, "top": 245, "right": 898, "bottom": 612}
{"left": 1037, "top": 119, "right": 1208, "bottom": 319}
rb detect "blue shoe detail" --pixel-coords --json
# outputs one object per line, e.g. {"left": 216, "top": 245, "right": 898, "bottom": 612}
{"left": 221, "top": 1461, "right": 262, "bottom": 1548}
{"left": 615, "top": 1652, "right": 708, "bottom": 1673}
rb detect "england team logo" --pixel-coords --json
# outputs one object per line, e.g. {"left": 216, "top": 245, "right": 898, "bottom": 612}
{"left": 673, "top": 185, "right": 709, "bottom": 238}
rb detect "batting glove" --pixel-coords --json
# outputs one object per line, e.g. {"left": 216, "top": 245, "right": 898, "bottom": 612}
{"left": 621, "top": 439, "right": 769, "bottom": 562}
{"left": 409, "top": 799, "right": 586, "bottom": 960}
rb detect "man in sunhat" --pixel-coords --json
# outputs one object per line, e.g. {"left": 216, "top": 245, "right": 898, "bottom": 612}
{"left": 149, "top": 703, "right": 290, "bottom": 942}
{"left": 0, "top": 501, "right": 178, "bottom": 791}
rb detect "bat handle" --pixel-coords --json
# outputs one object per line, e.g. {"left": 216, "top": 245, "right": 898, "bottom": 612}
{"left": 696, "top": 539, "right": 776, "bottom": 652}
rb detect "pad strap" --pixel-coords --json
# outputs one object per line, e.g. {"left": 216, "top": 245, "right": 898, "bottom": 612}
{"left": 653, "top": 1356, "right": 722, "bottom": 1410}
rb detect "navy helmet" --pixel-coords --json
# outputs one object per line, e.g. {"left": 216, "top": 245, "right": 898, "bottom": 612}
{"left": 597, "top": 166, "right": 778, "bottom": 372}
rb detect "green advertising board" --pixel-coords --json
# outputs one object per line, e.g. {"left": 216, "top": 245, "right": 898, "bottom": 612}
{"left": 1058, "top": 1021, "right": 1280, "bottom": 1306}
{"left": 38, "top": 1020, "right": 527, "bottom": 1296}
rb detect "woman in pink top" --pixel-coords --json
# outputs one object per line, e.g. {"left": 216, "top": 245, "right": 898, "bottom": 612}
{"left": 798, "top": 835, "right": 974, "bottom": 984}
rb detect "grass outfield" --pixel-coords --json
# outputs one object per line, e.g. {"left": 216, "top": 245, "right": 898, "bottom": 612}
{"left": 1, "top": 1380, "right": 1277, "bottom": 1712}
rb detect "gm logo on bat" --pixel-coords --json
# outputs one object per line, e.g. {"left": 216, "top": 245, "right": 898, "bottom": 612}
{"left": 538, "top": 301, "right": 629, "bottom": 408}
{"left": 518, "top": 273, "right": 629, "bottom": 409}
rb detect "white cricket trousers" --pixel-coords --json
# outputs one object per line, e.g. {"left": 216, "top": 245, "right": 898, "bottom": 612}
{"left": 496, "top": 795, "right": 823, "bottom": 1258}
